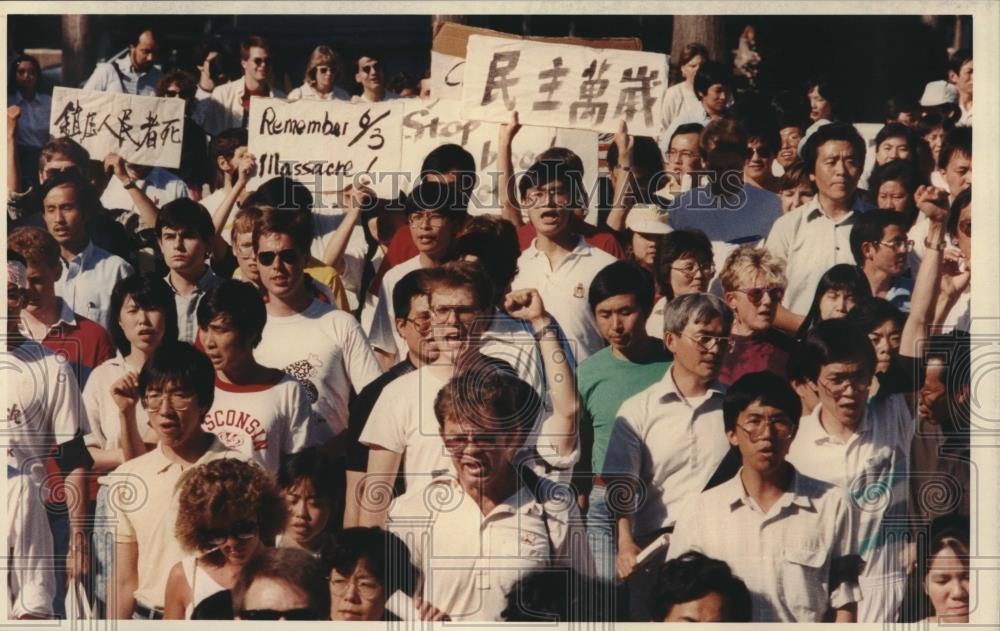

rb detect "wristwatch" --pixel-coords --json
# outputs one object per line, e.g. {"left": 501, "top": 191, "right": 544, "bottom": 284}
{"left": 123, "top": 179, "right": 138, "bottom": 191}
{"left": 533, "top": 322, "right": 560, "bottom": 341}
{"left": 923, "top": 237, "right": 946, "bottom": 252}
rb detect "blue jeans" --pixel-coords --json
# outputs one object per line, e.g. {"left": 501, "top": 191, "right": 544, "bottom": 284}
{"left": 586, "top": 486, "right": 617, "bottom": 582}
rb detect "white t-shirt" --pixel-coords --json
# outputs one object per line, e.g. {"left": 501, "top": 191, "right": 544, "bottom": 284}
{"left": 254, "top": 299, "right": 383, "bottom": 435}
{"left": 364, "top": 254, "right": 425, "bottom": 358}
{"left": 83, "top": 355, "right": 149, "bottom": 467}
{"left": 203, "top": 373, "right": 324, "bottom": 473}
{"left": 510, "top": 237, "right": 617, "bottom": 362}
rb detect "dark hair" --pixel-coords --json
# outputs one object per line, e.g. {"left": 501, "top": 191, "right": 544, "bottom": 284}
{"left": 8, "top": 53, "right": 42, "bottom": 96}
{"left": 799, "top": 122, "right": 867, "bottom": 176}
{"left": 108, "top": 273, "right": 179, "bottom": 355}
{"left": 777, "top": 160, "right": 814, "bottom": 194}
{"left": 197, "top": 280, "right": 268, "bottom": 348}
{"left": 588, "top": 260, "right": 655, "bottom": 315}
{"left": 805, "top": 74, "right": 847, "bottom": 121}
{"left": 649, "top": 551, "right": 752, "bottom": 622}
{"left": 947, "top": 49, "right": 972, "bottom": 75}
{"left": 445, "top": 215, "right": 520, "bottom": 302}
{"left": 322, "top": 527, "right": 418, "bottom": 597}
{"left": 209, "top": 128, "right": 249, "bottom": 190}
{"left": 419, "top": 143, "right": 477, "bottom": 196}
{"left": 897, "top": 513, "right": 970, "bottom": 623}
{"left": 607, "top": 135, "right": 663, "bottom": 174}
{"left": 875, "top": 122, "right": 918, "bottom": 161}
{"left": 795, "top": 318, "right": 877, "bottom": 382}
{"left": 233, "top": 547, "right": 330, "bottom": 619}
{"left": 884, "top": 95, "right": 921, "bottom": 123}
{"left": 796, "top": 264, "right": 873, "bottom": 339}
{"left": 404, "top": 179, "right": 469, "bottom": 223}
{"left": 921, "top": 332, "right": 971, "bottom": 432}
{"left": 254, "top": 176, "right": 314, "bottom": 215}
{"left": 138, "top": 341, "right": 216, "bottom": 409}
{"left": 252, "top": 206, "right": 314, "bottom": 255}
{"left": 867, "top": 159, "right": 926, "bottom": 223}
{"left": 723, "top": 371, "right": 802, "bottom": 432}
{"left": 127, "top": 26, "right": 158, "bottom": 48}
{"left": 501, "top": 568, "right": 611, "bottom": 622}
{"left": 771, "top": 90, "right": 808, "bottom": 132}
{"left": 849, "top": 209, "right": 912, "bottom": 265}
{"left": 154, "top": 68, "right": 196, "bottom": 101}
{"left": 916, "top": 112, "right": 954, "bottom": 140}
{"left": 155, "top": 198, "right": 215, "bottom": 243}
{"left": 240, "top": 35, "right": 271, "bottom": 61}
{"left": 669, "top": 122, "right": 705, "bottom": 152}
{"left": 938, "top": 126, "right": 971, "bottom": 171}
{"left": 434, "top": 361, "right": 540, "bottom": 438}
{"left": 391, "top": 268, "right": 432, "bottom": 324}
{"left": 654, "top": 229, "right": 713, "bottom": 300}
{"left": 845, "top": 297, "right": 906, "bottom": 336}
{"left": 947, "top": 186, "right": 971, "bottom": 238}
{"left": 743, "top": 114, "right": 781, "bottom": 156}
{"left": 518, "top": 148, "right": 588, "bottom": 210}
{"left": 39, "top": 137, "right": 90, "bottom": 175}
{"left": 424, "top": 260, "right": 494, "bottom": 314}
{"left": 276, "top": 446, "right": 342, "bottom": 506}
{"left": 39, "top": 172, "right": 100, "bottom": 221}
{"left": 693, "top": 60, "right": 733, "bottom": 99}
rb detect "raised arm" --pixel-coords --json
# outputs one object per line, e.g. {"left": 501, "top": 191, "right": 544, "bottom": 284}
{"left": 7, "top": 106, "right": 22, "bottom": 193}
{"left": 498, "top": 110, "right": 524, "bottom": 227}
{"left": 320, "top": 184, "right": 368, "bottom": 272}
{"left": 901, "top": 186, "right": 950, "bottom": 358}
{"left": 104, "top": 153, "right": 160, "bottom": 229}
{"left": 606, "top": 120, "right": 637, "bottom": 233}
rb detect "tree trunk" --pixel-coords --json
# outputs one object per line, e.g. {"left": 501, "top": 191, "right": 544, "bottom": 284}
{"left": 670, "top": 16, "right": 726, "bottom": 66}
{"left": 61, "top": 15, "right": 94, "bottom": 88}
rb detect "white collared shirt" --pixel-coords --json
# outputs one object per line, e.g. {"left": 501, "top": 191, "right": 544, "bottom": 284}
{"left": 388, "top": 474, "right": 591, "bottom": 621}
{"left": 100, "top": 167, "right": 189, "bottom": 223}
{"left": 8, "top": 91, "right": 52, "bottom": 148}
{"left": 786, "top": 394, "right": 914, "bottom": 588}
{"left": 287, "top": 82, "right": 351, "bottom": 101}
{"left": 511, "top": 236, "right": 617, "bottom": 362}
{"left": 193, "top": 78, "right": 287, "bottom": 137}
{"left": 601, "top": 367, "right": 730, "bottom": 537}
{"left": 765, "top": 194, "right": 873, "bottom": 315}
{"left": 82, "top": 56, "right": 162, "bottom": 96}
{"left": 53, "top": 240, "right": 134, "bottom": 332}
{"left": 669, "top": 467, "right": 860, "bottom": 622}
{"left": 83, "top": 354, "right": 149, "bottom": 464}
{"left": 18, "top": 297, "right": 76, "bottom": 341}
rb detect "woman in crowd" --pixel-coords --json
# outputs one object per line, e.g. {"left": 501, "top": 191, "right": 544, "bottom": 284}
{"left": 899, "top": 514, "right": 970, "bottom": 624}
{"left": 660, "top": 43, "right": 709, "bottom": 133}
{"left": 322, "top": 527, "right": 418, "bottom": 621}
{"left": 287, "top": 45, "right": 350, "bottom": 101}
{"left": 165, "top": 458, "right": 288, "bottom": 619}
{"left": 795, "top": 263, "right": 872, "bottom": 339}
{"left": 646, "top": 229, "right": 714, "bottom": 337}
{"left": 276, "top": 446, "right": 342, "bottom": 555}
{"left": 867, "top": 159, "right": 926, "bottom": 228}
{"left": 7, "top": 53, "right": 51, "bottom": 190}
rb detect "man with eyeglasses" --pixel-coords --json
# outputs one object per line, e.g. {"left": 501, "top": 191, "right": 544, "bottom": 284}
{"left": 669, "top": 371, "right": 859, "bottom": 622}
{"left": 850, "top": 210, "right": 914, "bottom": 313}
{"left": 83, "top": 27, "right": 162, "bottom": 96}
{"left": 194, "top": 35, "right": 286, "bottom": 137}
{"left": 233, "top": 548, "right": 330, "bottom": 621}
{"left": 343, "top": 269, "right": 437, "bottom": 526}
{"left": 365, "top": 180, "right": 466, "bottom": 370}
{"left": 663, "top": 123, "right": 704, "bottom": 194}
{"left": 785, "top": 318, "right": 914, "bottom": 622}
{"left": 602, "top": 292, "right": 735, "bottom": 621}
{"left": 719, "top": 245, "right": 795, "bottom": 385}
{"left": 251, "top": 207, "right": 382, "bottom": 448}
{"left": 110, "top": 342, "right": 243, "bottom": 619}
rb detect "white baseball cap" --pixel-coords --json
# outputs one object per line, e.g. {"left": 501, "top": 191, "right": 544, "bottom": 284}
{"left": 626, "top": 204, "right": 672, "bottom": 235}
{"left": 920, "top": 80, "right": 958, "bottom": 107}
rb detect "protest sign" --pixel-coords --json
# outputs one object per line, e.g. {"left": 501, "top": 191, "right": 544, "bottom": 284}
{"left": 49, "top": 87, "right": 185, "bottom": 168}
{"left": 401, "top": 98, "right": 598, "bottom": 216}
{"left": 462, "top": 35, "right": 668, "bottom": 137}
{"left": 247, "top": 96, "right": 404, "bottom": 199}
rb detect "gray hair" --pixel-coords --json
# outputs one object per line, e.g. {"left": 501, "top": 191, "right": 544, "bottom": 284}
{"left": 663, "top": 292, "right": 733, "bottom": 335}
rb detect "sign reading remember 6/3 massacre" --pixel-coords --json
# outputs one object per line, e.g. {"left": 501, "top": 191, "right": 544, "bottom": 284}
{"left": 462, "top": 35, "right": 668, "bottom": 137}
{"left": 50, "top": 87, "right": 185, "bottom": 168}
{"left": 247, "top": 97, "right": 404, "bottom": 198}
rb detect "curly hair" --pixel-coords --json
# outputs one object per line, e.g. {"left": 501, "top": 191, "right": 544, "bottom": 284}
{"left": 175, "top": 458, "right": 288, "bottom": 561}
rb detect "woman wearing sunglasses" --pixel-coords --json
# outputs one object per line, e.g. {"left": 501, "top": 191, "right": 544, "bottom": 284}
{"left": 164, "top": 458, "right": 287, "bottom": 619}
{"left": 287, "top": 46, "right": 350, "bottom": 102}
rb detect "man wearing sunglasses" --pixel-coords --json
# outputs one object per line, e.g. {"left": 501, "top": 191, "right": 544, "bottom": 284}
{"left": 719, "top": 246, "right": 795, "bottom": 385}
{"left": 252, "top": 207, "right": 382, "bottom": 448}
{"left": 786, "top": 319, "right": 914, "bottom": 623}
{"left": 111, "top": 342, "right": 243, "bottom": 619}
{"left": 351, "top": 52, "right": 399, "bottom": 104}
{"left": 194, "top": 35, "right": 286, "bottom": 137}
{"left": 669, "top": 372, "right": 859, "bottom": 622}
{"left": 233, "top": 548, "right": 330, "bottom": 621}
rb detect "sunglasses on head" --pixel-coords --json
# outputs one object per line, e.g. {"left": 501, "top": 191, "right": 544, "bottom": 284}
{"left": 239, "top": 608, "right": 323, "bottom": 621}
{"left": 257, "top": 249, "right": 299, "bottom": 266}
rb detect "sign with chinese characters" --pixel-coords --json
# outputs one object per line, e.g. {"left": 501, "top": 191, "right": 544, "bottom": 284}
{"left": 430, "top": 50, "right": 465, "bottom": 101}
{"left": 462, "top": 35, "right": 668, "bottom": 137}
{"left": 400, "top": 98, "right": 599, "bottom": 216}
{"left": 50, "top": 87, "right": 185, "bottom": 168}
{"left": 247, "top": 97, "right": 404, "bottom": 198}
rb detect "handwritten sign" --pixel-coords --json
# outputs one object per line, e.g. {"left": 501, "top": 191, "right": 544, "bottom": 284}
{"left": 462, "top": 35, "right": 668, "bottom": 137}
{"left": 430, "top": 50, "right": 465, "bottom": 101}
{"left": 247, "top": 97, "right": 403, "bottom": 198}
{"left": 401, "top": 98, "right": 598, "bottom": 216}
{"left": 49, "top": 87, "right": 185, "bottom": 168}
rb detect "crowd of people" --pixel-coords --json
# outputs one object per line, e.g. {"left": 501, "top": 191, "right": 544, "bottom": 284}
{"left": 5, "top": 21, "right": 973, "bottom": 623}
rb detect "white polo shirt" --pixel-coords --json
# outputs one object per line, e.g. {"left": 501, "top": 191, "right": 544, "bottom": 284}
{"left": 786, "top": 393, "right": 914, "bottom": 616}
{"left": 510, "top": 236, "right": 616, "bottom": 362}
{"left": 255, "top": 299, "right": 383, "bottom": 435}
{"left": 765, "top": 194, "right": 873, "bottom": 316}
{"left": 601, "top": 367, "right": 730, "bottom": 538}
{"left": 54, "top": 240, "right": 134, "bottom": 332}
{"left": 83, "top": 354, "right": 150, "bottom": 458}
{"left": 203, "top": 374, "right": 324, "bottom": 473}
{"left": 364, "top": 254, "right": 425, "bottom": 359}
{"left": 387, "top": 474, "right": 591, "bottom": 621}
{"left": 668, "top": 468, "right": 861, "bottom": 622}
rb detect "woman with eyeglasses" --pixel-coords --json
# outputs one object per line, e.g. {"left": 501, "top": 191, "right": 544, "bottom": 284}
{"left": 287, "top": 46, "right": 350, "bottom": 102}
{"left": 164, "top": 458, "right": 287, "bottom": 619}
{"left": 322, "top": 527, "right": 418, "bottom": 621}
{"left": 646, "top": 229, "right": 714, "bottom": 337}
{"left": 84, "top": 274, "right": 179, "bottom": 613}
